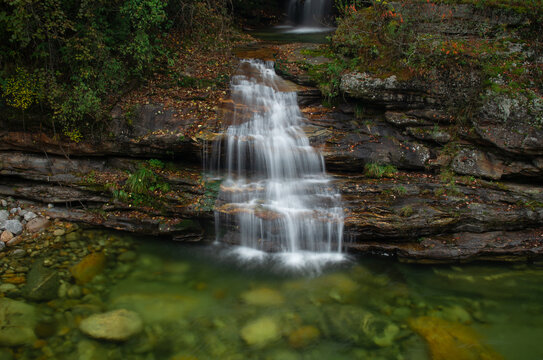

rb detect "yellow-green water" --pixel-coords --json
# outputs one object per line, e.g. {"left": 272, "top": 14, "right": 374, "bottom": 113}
{"left": 5, "top": 230, "right": 543, "bottom": 360}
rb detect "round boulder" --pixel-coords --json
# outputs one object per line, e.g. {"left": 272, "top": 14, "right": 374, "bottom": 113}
{"left": 79, "top": 309, "right": 143, "bottom": 341}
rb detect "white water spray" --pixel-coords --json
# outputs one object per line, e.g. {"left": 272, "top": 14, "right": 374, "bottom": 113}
{"left": 211, "top": 60, "right": 344, "bottom": 263}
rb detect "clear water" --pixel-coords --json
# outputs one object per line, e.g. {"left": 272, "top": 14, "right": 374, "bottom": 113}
{"left": 211, "top": 60, "right": 344, "bottom": 256}
{"left": 10, "top": 230, "right": 543, "bottom": 360}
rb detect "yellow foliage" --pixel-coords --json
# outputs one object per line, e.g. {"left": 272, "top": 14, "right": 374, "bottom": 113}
{"left": 2, "top": 67, "right": 37, "bottom": 111}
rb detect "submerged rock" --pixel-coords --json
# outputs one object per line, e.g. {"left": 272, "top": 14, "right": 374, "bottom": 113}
{"left": 0, "top": 298, "right": 37, "bottom": 346}
{"left": 240, "top": 316, "right": 281, "bottom": 348}
{"left": 70, "top": 252, "right": 106, "bottom": 284}
{"left": 409, "top": 316, "right": 503, "bottom": 360}
{"left": 79, "top": 309, "right": 143, "bottom": 341}
{"left": 240, "top": 287, "right": 284, "bottom": 306}
{"left": 23, "top": 261, "right": 60, "bottom": 301}
{"left": 288, "top": 325, "right": 320, "bottom": 348}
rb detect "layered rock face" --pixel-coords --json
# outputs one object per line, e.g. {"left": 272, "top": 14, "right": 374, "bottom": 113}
{"left": 1, "top": 3, "right": 542, "bottom": 263}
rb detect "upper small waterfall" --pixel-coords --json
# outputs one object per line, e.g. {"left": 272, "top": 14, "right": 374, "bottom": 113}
{"left": 210, "top": 59, "right": 344, "bottom": 262}
{"left": 287, "top": 0, "right": 333, "bottom": 27}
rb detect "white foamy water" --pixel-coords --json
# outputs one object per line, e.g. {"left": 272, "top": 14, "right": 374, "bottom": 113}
{"left": 211, "top": 59, "right": 344, "bottom": 262}
{"left": 287, "top": 0, "right": 333, "bottom": 27}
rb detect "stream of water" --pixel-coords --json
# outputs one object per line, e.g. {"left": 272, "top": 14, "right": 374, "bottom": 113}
{"left": 211, "top": 60, "right": 344, "bottom": 266}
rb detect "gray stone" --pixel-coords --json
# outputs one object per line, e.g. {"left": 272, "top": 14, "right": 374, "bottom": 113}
{"left": 4, "top": 220, "right": 23, "bottom": 235}
{"left": 79, "top": 309, "right": 143, "bottom": 341}
{"left": 23, "top": 211, "right": 37, "bottom": 221}
{"left": 26, "top": 217, "right": 50, "bottom": 233}
{"left": 18, "top": 209, "right": 27, "bottom": 217}
{"left": 0, "top": 199, "right": 7, "bottom": 208}
{"left": 23, "top": 261, "right": 60, "bottom": 301}
{"left": 0, "top": 241, "right": 5, "bottom": 252}
{"left": 0, "top": 210, "right": 8, "bottom": 222}
{"left": 9, "top": 207, "right": 20, "bottom": 215}
{"left": 0, "top": 298, "right": 37, "bottom": 346}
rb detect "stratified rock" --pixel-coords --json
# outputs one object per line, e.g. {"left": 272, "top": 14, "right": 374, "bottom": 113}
{"left": 409, "top": 316, "right": 503, "bottom": 360}
{"left": 23, "top": 261, "right": 60, "bottom": 301}
{"left": 3, "top": 220, "right": 22, "bottom": 235}
{"left": 1, "top": 230, "right": 13, "bottom": 243}
{"left": 476, "top": 91, "right": 543, "bottom": 156}
{"left": 25, "top": 217, "right": 50, "bottom": 233}
{"left": 452, "top": 148, "right": 541, "bottom": 180}
{"left": 79, "top": 309, "right": 143, "bottom": 341}
{"left": 70, "top": 252, "right": 106, "bottom": 284}
{"left": 240, "top": 287, "right": 285, "bottom": 306}
{"left": 0, "top": 298, "right": 37, "bottom": 346}
{"left": 240, "top": 316, "right": 281, "bottom": 347}
{"left": 340, "top": 72, "right": 430, "bottom": 109}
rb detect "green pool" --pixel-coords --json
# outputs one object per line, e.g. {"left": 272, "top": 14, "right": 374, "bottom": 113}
{"left": 3, "top": 229, "right": 543, "bottom": 360}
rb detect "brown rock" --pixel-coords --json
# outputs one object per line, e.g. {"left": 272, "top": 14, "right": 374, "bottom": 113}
{"left": 409, "top": 316, "right": 503, "bottom": 360}
{"left": 70, "top": 252, "right": 107, "bottom": 284}
{"left": 288, "top": 326, "right": 320, "bottom": 348}
{"left": 0, "top": 230, "right": 13, "bottom": 243}
{"left": 26, "top": 217, "right": 50, "bottom": 233}
{"left": 7, "top": 236, "right": 23, "bottom": 247}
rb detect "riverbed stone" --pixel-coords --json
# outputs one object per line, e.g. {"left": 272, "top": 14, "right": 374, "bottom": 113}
{"left": 0, "top": 241, "right": 5, "bottom": 252}
{"left": 53, "top": 228, "right": 66, "bottom": 236}
{"left": 409, "top": 316, "right": 503, "bottom": 360}
{"left": 288, "top": 326, "right": 320, "bottom": 348}
{"left": 6, "top": 236, "right": 23, "bottom": 247}
{"left": 23, "top": 261, "right": 60, "bottom": 301}
{"left": 240, "top": 316, "right": 281, "bottom": 347}
{"left": 79, "top": 309, "right": 143, "bottom": 341}
{"left": 0, "top": 210, "right": 8, "bottom": 222}
{"left": 241, "top": 287, "right": 285, "bottom": 306}
{"left": 0, "top": 283, "right": 17, "bottom": 294}
{"left": 118, "top": 250, "right": 137, "bottom": 262}
{"left": 4, "top": 220, "right": 23, "bottom": 235}
{"left": 1, "top": 230, "right": 13, "bottom": 243}
{"left": 25, "top": 217, "right": 50, "bottom": 233}
{"left": 0, "top": 298, "right": 37, "bottom": 346}
{"left": 23, "top": 211, "right": 37, "bottom": 221}
{"left": 70, "top": 252, "right": 107, "bottom": 284}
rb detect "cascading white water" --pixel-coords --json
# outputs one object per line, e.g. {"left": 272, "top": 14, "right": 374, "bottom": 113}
{"left": 211, "top": 59, "right": 344, "bottom": 262}
{"left": 287, "top": 0, "right": 332, "bottom": 27}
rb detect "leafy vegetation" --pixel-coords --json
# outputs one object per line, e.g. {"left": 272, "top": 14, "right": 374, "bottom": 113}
{"left": 327, "top": 0, "right": 542, "bottom": 105}
{"left": 112, "top": 161, "right": 171, "bottom": 206}
{"left": 0, "top": 0, "right": 244, "bottom": 141}
{"left": 364, "top": 162, "right": 398, "bottom": 178}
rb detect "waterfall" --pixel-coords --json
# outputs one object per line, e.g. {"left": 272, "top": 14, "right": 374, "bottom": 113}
{"left": 287, "top": 0, "right": 333, "bottom": 27}
{"left": 211, "top": 60, "right": 344, "bottom": 261}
